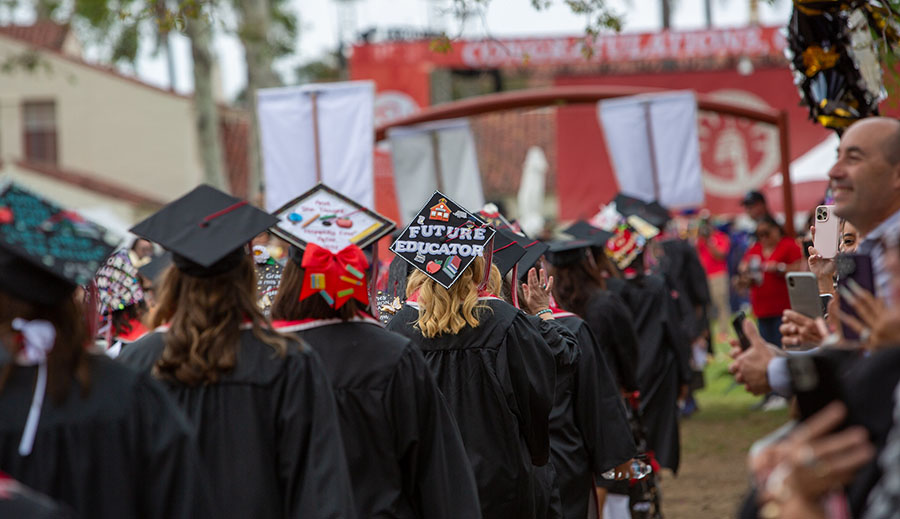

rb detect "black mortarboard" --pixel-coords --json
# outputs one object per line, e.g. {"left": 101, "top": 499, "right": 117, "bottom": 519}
{"left": 562, "top": 220, "right": 614, "bottom": 248}
{"left": 270, "top": 183, "right": 395, "bottom": 253}
{"left": 138, "top": 252, "right": 173, "bottom": 283}
{"left": 544, "top": 239, "right": 595, "bottom": 268}
{"left": 491, "top": 229, "right": 526, "bottom": 277}
{"left": 0, "top": 181, "right": 120, "bottom": 305}
{"left": 390, "top": 191, "right": 495, "bottom": 289}
{"left": 613, "top": 193, "right": 670, "bottom": 231}
{"left": 498, "top": 229, "right": 549, "bottom": 281}
{"left": 130, "top": 185, "right": 277, "bottom": 277}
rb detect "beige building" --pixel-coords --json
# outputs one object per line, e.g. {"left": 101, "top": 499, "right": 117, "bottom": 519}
{"left": 0, "top": 22, "right": 249, "bottom": 230}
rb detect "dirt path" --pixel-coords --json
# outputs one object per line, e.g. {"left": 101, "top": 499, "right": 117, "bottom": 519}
{"left": 658, "top": 396, "right": 789, "bottom": 518}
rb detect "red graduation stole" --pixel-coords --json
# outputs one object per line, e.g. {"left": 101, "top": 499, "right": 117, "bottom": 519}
{"left": 300, "top": 243, "right": 369, "bottom": 309}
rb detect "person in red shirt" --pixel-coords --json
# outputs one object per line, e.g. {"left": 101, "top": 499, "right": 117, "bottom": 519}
{"left": 737, "top": 215, "right": 803, "bottom": 347}
{"left": 696, "top": 218, "right": 732, "bottom": 340}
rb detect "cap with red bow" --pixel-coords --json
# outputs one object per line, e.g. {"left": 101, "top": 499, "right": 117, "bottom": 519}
{"left": 300, "top": 243, "right": 370, "bottom": 309}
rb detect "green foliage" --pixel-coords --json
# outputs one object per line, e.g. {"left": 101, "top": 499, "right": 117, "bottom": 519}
{"left": 434, "top": 0, "right": 623, "bottom": 60}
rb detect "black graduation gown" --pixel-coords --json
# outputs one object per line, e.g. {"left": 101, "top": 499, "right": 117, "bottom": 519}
{"left": 552, "top": 311, "right": 637, "bottom": 519}
{"left": 659, "top": 238, "right": 711, "bottom": 343}
{"left": 0, "top": 355, "right": 210, "bottom": 519}
{"left": 0, "top": 476, "right": 73, "bottom": 518}
{"left": 608, "top": 275, "right": 691, "bottom": 473}
{"left": 275, "top": 318, "right": 482, "bottom": 519}
{"left": 580, "top": 290, "right": 640, "bottom": 393}
{"left": 530, "top": 317, "right": 579, "bottom": 519}
{"left": 119, "top": 329, "right": 355, "bottom": 519}
{"left": 387, "top": 298, "right": 556, "bottom": 519}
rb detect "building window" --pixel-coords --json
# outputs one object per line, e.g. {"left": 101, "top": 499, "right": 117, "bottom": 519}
{"left": 23, "top": 101, "right": 57, "bottom": 164}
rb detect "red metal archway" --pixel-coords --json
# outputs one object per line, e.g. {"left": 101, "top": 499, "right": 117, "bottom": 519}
{"left": 375, "top": 85, "right": 796, "bottom": 236}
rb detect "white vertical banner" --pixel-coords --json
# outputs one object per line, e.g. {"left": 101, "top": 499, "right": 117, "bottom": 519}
{"left": 387, "top": 118, "right": 484, "bottom": 224}
{"left": 258, "top": 81, "right": 375, "bottom": 211}
{"left": 598, "top": 91, "right": 704, "bottom": 208}
{"left": 517, "top": 146, "right": 548, "bottom": 237}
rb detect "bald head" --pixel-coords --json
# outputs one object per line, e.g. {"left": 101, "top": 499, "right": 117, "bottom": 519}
{"left": 845, "top": 117, "right": 900, "bottom": 165}
{"left": 829, "top": 117, "right": 900, "bottom": 235}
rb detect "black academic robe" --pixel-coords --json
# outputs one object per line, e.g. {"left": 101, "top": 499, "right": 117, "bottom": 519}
{"left": 387, "top": 298, "right": 556, "bottom": 519}
{"left": 552, "top": 311, "right": 637, "bottom": 519}
{"left": 0, "top": 476, "right": 73, "bottom": 518}
{"left": 608, "top": 275, "right": 691, "bottom": 473}
{"left": 0, "top": 355, "right": 210, "bottom": 519}
{"left": 659, "top": 238, "right": 711, "bottom": 343}
{"left": 580, "top": 290, "right": 640, "bottom": 393}
{"left": 119, "top": 329, "right": 355, "bottom": 519}
{"left": 530, "top": 316, "right": 579, "bottom": 519}
{"left": 275, "top": 317, "right": 482, "bottom": 519}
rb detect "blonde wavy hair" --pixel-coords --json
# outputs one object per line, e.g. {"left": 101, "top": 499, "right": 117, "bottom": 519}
{"left": 406, "top": 256, "right": 502, "bottom": 338}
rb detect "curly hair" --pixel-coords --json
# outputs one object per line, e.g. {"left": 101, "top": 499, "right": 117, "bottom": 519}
{"left": 149, "top": 255, "right": 287, "bottom": 386}
{"left": 0, "top": 291, "right": 92, "bottom": 404}
{"left": 405, "top": 256, "right": 502, "bottom": 338}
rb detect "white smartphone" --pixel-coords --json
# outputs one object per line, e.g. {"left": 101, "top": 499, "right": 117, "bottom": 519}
{"left": 787, "top": 272, "right": 824, "bottom": 319}
{"left": 814, "top": 205, "right": 840, "bottom": 259}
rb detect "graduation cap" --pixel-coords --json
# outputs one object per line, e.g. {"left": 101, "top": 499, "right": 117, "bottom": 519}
{"left": 137, "top": 252, "right": 173, "bottom": 284}
{"left": 477, "top": 203, "right": 514, "bottom": 231}
{"left": 130, "top": 185, "right": 277, "bottom": 277}
{"left": 95, "top": 250, "right": 144, "bottom": 315}
{"left": 252, "top": 245, "right": 283, "bottom": 315}
{"left": 270, "top": 183, "right": 395, "bottom": 254}
{"left": 390, "top": 191, "right": 495, "bottom": 289}
{"left": 491, "top": 229, "right": 526, "bottom": 277}
{"left": 562, "top": 220, "right": 614, "bottom": 248}
{"left": 612, "top": 193, "right": 670, "bottom": 231}
{"left": 606, "top": 224, "right": 647, "bottom": 271}
{"left": 544, "top": 239, "right": 597, "bottom": 268}
{"left": 0, "top": 180, "right": 121, "bottom": 305}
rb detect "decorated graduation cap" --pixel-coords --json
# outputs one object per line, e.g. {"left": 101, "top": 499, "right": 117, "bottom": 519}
{"left": 95, "top": 250, "right": 144, "bottom": 315}
{"left": 478, "top": 203, "right": 515, "bottom": 231}
{"left": 252, "top": 245, "right": 283, "bottom": 315}
{"left": 390, "top": 191, "right": 496, "bottom": 289}
{"left": 270, "top": 182, "right": 395, "bottom": 254}
{"left": 612, "top": 193, "right": 670, "bottom": 232}
{"left": 130, "top": 185, "right": 277, "bottom": 277}
{"left": 137, "top": 252, "right": 173, "bottom": 284}
{"left": 0, "top": 180, "right": 120, "bottom": 305}
{"left": 271, "top": 183, "right": 395, "bottom": 309}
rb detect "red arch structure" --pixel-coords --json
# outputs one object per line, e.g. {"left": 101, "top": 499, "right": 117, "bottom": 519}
{"left": 374, "top": 85, "right": 796, "bottom": 236}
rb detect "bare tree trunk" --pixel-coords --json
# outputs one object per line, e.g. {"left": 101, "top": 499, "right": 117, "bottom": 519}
{"left": 236, "top": 0, "right": 280, "bottom": 202}
{"left": 749, "top": 0, "right": 760, "bottom": 25}
{"left": 661, "top": 0, "right": 672, "bottom": 30}
{"left": 185, "top": 16, "right": 226, "bottom": 189}
{"left": 703, "top": 0, "right": 713, "bottom": 28}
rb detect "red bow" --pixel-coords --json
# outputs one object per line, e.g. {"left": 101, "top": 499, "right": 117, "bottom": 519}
{"left": 300, "top": 243, "right": 369, "bottom": 309}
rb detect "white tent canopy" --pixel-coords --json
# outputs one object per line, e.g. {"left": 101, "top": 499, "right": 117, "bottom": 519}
{"left": 769, "top": 133, "right": 838, "bottom": 188}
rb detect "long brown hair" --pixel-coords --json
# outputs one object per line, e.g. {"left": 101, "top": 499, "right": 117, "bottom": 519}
{"left": 405, "top": 256, "right": 502, "bottom": 338}
{"left": 549, "top": 258, "right": 606, "bottom": 317}
{"left": 150, "top": 254, "right": 287, "bottom": 385}
{"left": 271, "top": 259, "right": 365, "bottom": 321}
{"left": 0, "top": 291, "right": 92, "bottom": 404}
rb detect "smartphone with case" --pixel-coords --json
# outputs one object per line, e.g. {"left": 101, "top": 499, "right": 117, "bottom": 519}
{"left": 732, "top": 312, "right": 751, "bottom": 351}
{"left": 814, "top": 205, "right": 840, "bottom": 259}
{"left": 787, "top": 354, "right": 847, "bottom": 424}
{"left": 835, "top": 253, "right": 876, "bottom": 341}
{"left": 787, "top": 272, "right": 824, "bottom": 319}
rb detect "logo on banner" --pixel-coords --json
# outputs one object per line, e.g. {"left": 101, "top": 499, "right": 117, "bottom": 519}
{"left": 374, "top": 91, "right": 420, "bottom": 126}
{"left": 699, "top": 89, "right": 779, "bottom": 197}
